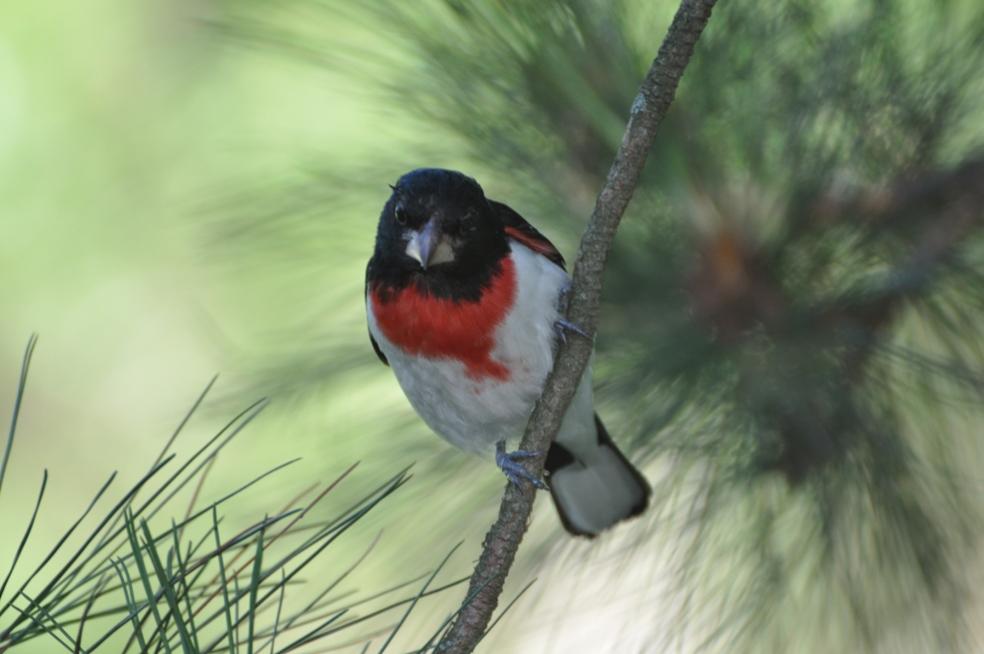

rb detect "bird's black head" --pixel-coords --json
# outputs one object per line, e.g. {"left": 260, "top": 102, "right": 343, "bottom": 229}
{"left": 370, "top": 168, "right": 509, "bottom": 299}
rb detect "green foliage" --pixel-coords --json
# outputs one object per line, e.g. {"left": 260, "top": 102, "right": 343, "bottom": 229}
{"left": 213, "top": 0, "right": 984, "bottom": 651}
{"left": 0, "top": 339, "right": 471, "bottom": 652}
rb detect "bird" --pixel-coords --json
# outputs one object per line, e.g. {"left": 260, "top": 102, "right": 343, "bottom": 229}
{"left": 365, "top": 168, "right": 650, "bottom": 536}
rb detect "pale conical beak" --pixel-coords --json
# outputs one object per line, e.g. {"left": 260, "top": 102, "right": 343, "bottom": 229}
{"left": 406, "top": 218, "right": 440, "bottom": 270}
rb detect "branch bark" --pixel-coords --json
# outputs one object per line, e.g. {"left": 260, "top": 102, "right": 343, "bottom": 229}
{"left": 435, "top": 2, "right": 719, "bottom": 652}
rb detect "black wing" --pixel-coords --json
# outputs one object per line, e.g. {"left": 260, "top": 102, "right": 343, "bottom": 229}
{"left": 365, "top": 258, "right": 389, "bottom": 366}
{"left": 489, "top": 200, "right": 566, "bottom": 271}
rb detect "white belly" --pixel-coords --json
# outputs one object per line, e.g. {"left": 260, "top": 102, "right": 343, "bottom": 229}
{"left": 367, "top": 242, "right": 570, "bottom": 454}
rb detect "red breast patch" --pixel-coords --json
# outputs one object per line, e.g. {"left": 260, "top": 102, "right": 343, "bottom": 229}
{"left": 370, "top": 258, "right": 517, "bottom": 381}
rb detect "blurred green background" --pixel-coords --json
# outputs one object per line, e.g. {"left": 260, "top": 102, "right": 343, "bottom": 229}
{"left": 2, "top": 0, "right": 984, "bottom": 652}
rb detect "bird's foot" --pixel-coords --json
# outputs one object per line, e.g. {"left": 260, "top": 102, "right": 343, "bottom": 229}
{"left": 555, "top": 283, "right": 589, "bottom": 343}
{"left": 495, "top": 441, "right": 547, "bottom": 490}
{"left": 554, "top": 318, "right": 590, "bottom": 344}
{"left": 557, "top": 281, "right": 573, "bottom": 313}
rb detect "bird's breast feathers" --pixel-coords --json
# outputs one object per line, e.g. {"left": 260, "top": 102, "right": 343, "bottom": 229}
{"left": 367, "top": 242, "right": 568, "bottom": 452}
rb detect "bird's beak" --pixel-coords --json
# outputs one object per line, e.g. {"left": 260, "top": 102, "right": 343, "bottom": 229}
{"left": 406, "top": 218, "right": 440, "bottom": 270}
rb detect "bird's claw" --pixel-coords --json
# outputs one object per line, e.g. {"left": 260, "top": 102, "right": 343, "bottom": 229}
{"left": 555, "top": 283, "right": 589, "bottom": 343}
{"left": 495, "top": 441, "right": 547, "bottom": 490}
{"left": 554, "top": 318, "right": 590, "bottom": 343}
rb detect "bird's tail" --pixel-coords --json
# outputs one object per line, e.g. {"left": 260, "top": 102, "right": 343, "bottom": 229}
{"left": 544, "top": 415, "right": 651, "bottom": 537}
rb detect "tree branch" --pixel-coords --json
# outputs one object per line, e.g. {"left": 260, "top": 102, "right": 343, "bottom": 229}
{"left": 690, "top": 155, "right": 984, "bottom": 342}
{"left": 434, "top": 1, "right": 719, "bottom": 652}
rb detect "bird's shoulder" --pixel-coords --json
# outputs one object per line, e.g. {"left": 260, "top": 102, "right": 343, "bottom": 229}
{"left": 490, "top": 200, "right": 566, "bottom": 271}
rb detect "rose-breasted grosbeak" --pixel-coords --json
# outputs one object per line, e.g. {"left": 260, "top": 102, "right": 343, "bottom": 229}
{"left": 365, "top": 168, "right": 650, "bottom": 536}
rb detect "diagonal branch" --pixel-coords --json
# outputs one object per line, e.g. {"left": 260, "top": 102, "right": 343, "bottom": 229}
{"left": 434, "top": 1, "right": 719, "bottom": 652}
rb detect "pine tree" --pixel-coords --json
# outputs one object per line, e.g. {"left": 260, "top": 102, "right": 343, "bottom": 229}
{"left": 217, "top": 1, "right": 984, "bottom": 650}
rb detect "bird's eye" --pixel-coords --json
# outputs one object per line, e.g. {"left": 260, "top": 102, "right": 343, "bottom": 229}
{"left": 394, "top": 205, "right": 408, "bottom": 226}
